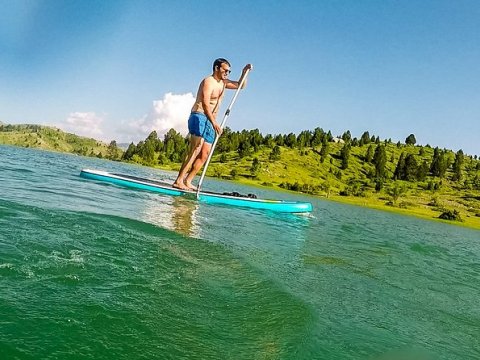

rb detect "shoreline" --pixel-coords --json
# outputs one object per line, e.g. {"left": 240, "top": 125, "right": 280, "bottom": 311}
{"left": 2, "top": 140, "right": 479, "bottom": 231}
{"left": 154, "top": 163, "right": 480, "bottom": 231}
{"left": 3, "top": 144, "right": 477, "bottom": 231}
{"left": 217, "top": 176, "right": 480, "bottom": 232}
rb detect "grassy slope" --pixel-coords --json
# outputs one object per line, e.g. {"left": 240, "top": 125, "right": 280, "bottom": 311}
{"left": 175, "top": 143, "right": 480, "bottom": 230}
{"left": 0, "top": 125, "right": 117, "bottom": 157}
{"left": 2, "top": 124, "right": 479, "bottom": 230}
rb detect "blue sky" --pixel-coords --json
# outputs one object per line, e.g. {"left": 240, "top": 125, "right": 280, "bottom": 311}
{"left": 1, "top": 0, "right": 479, "bottom": 155}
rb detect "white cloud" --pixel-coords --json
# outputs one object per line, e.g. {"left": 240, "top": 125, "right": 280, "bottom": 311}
{"left": 58, "top": 112, "right": 106, "bottom": 140}
{"left": 57, "top": 93, "right": 195, "bottom": 144}
{"left": 124, "top": 92, "right": 195, "bottom": 143}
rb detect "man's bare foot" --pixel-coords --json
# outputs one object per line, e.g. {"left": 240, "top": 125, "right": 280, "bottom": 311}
{"left": 172, "top": 181, "right": 190, "bottom": 190}
{"left": 185, "top": 181, "right": 197, "bottom": 191}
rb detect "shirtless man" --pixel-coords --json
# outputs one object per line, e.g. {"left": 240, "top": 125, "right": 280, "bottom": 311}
{"left": 173, "top": 58, "right": 252, "bottom": 190}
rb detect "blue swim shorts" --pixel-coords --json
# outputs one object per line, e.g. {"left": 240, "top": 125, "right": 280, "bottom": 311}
{"left": 188, "top": 112, "right": 216, "bottom": 144}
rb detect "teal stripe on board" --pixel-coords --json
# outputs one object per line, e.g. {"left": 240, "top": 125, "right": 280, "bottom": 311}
{"left": 79, "top": 169, "right": 313, "bottom": 213}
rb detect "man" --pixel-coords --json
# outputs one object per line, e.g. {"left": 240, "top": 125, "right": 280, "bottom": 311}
{"left": 173, "top": 58, "right": 252, "bottom": 190}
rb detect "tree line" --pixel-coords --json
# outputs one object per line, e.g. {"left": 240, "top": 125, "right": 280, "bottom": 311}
{"left": 3, "top": 123, "right": 479, "bottom": 194}
{"left": 121, "top": 127, "right": 380, "bottom": 165}
{"left": 120, "top": 127, "right": 480, "bottom": 191}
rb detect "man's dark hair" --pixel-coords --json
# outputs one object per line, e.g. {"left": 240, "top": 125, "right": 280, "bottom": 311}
{"left": 213, "top": 58, "right": 230, "bottom": 72}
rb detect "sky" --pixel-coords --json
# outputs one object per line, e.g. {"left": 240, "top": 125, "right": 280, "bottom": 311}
{"left": 1, "top": 0, "right": 479, "bottom": 155}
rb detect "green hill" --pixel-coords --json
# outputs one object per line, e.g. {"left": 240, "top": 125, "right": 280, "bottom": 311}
{"left": 121, "top": 128, "right": 480, "bottom": 230}
{"left": 2, "top": 123, "right": 479, "bottom": 230}
{"left": 0, "top": 123, "right": 123, "bottom": 159}
{"left": 208, "top": 143, "right": 480, "bottom": 228}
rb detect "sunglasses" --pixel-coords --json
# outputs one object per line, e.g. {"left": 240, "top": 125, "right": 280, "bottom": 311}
{"left": 221, "top": 67, "right": 231, "bottom": 74}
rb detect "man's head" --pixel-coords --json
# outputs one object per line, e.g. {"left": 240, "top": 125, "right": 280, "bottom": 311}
{"left": 213, "top": 58, "right": 231, "bottom": 78}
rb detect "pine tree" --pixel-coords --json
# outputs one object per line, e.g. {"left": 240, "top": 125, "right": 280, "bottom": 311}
{"left": 250, "top": 157, "right": 260, "bottom": 177}
{"left": 394, "top": 153, "right": 406, "bottom": 180}
{"left": 452, "top": 149, "right": 464, "bottom": 182}
{"left": 404, "top": 154, "right": 418, "bottom": 181}
{"left": 263, "top": 134, "right": 275, "bottom": 148}
{"left": 342, "top": 130, "right": 352, "bottom": 142}
{"left": 417, "top": 160, "right": 429, "bottom": 181}
{"left": 365, "top": 145, "right": 375, "bottom": 162}
{"left": 284, "top": 133, "right": 297, "bottom": 148}
{"left": 373, "top": 144, "right": 387, "bottom": 180}
{"left": 269, "top": 145, "right": 281, "bottom": 161}
{"left": 405, "top": 134, "right": 416, "bottom": 145}
{"left": 359, "top": 131, "right": 370, "bottom": 146}
{"left": 312, "top": 127, "right": 325, "bottom": 147}
{"left": 430, "top": 147, "right": 448, "bottom": 178}
{"left": 147, "top": 130, "right": 158, "bottom": 142}
{"left": 274, "top": 134, "right": 284, "bottom": 147}
{"left": 172, "top": 135, "right": 187, "bottom": 162}
{"left": 320, "top": 138, "right": 329, "bottom": 163}
{"left": 340, "top": 142, "right": 351, "bottom": 170}
{"left": 237, "top": 139, "right": 252, "bottom": 158}
{"left": 326, "top": 130, "right": 333, "bottom": 142}
{"left": 122, "top": 142, "right": 136, "bottom": 160}
{"left": 107, "top": 140, "right": 120, "bottom": 160}
{"left": 249, "top": 129, "right": 264, "bottom": 152}
{"left": 137, "top": 140, "right": 155, "bottom": 164}
{"left": 473, "top": 174, "right": 480, "bottom": 190}
{"left": 217, "top": 127, "right": 233, "bottom": 152}
{"left": 297, "top": 130, "right": 312, "bottom": 149}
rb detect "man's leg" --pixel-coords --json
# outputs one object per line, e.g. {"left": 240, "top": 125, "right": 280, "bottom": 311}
{"left": 173, "top": 135, "right": 204, "bottom": 190}
{"left": 184, "top": 141, "right": 212, "bottom": 190}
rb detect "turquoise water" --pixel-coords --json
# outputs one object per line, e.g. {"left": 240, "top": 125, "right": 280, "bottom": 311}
{"left": 1, "top": 145, "right": 479, "bottom": 360}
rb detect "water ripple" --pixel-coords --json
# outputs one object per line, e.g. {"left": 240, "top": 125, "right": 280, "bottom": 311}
{"left": 1, "top": 145, "right": 480, "bottom": 360}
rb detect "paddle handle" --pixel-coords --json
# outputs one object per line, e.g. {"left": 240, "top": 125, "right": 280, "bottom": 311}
{"left": 196, "top": 68, "right": 251, "bottom": 198}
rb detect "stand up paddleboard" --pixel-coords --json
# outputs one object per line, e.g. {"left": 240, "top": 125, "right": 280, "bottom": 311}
{"left": 80, "top": 169, "right": 313, "bottom": 213}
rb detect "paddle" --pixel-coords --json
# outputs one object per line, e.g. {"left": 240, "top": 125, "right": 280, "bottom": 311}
{"left": 195, "top": 66, "right": 252, "bottom": 198}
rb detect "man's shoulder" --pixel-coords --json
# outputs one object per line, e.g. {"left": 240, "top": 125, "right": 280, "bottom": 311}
{"left": 202, "top": 75, "right": 216, "bottom": 83}
{"left": 202, "top": 75, "right": 223, "bottom": 88}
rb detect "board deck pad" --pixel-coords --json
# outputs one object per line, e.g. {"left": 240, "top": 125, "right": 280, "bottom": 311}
{"left": 80, "top": 169, "right": 313, "bottom": 213}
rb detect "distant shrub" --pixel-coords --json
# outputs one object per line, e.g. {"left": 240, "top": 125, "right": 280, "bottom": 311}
{"left": 339, "top": 183, "right": 366, "bottom": 197}
{"left": 131, "top": 154, "right": 143, "bottom": 164}
{"left": 213, "top": 168, "right": 222, "bottom": 178}
{"left": 398, "top": 201, "right": 414, "bottom": 209}
{"left": 279, "top": 181, "right": 320, "bottom": 195}
{"left": 428, "top": 197, "right": 440, "bottom": 207}
{"left": 439, "top": 209, "right": 463, "bottom": 222}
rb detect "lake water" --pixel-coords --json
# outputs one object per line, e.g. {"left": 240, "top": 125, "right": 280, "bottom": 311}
{"left": 1, "top": 145, "right": 479, "bottom": 360}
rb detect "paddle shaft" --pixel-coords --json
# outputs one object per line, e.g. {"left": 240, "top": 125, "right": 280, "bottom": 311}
{"left": 196, "top": 68, "right": 251, "bottom": 198}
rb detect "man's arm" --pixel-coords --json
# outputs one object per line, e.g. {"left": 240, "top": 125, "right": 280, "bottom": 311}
{"left": 225, "top": 64, "right": 253, "bottom": 90}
